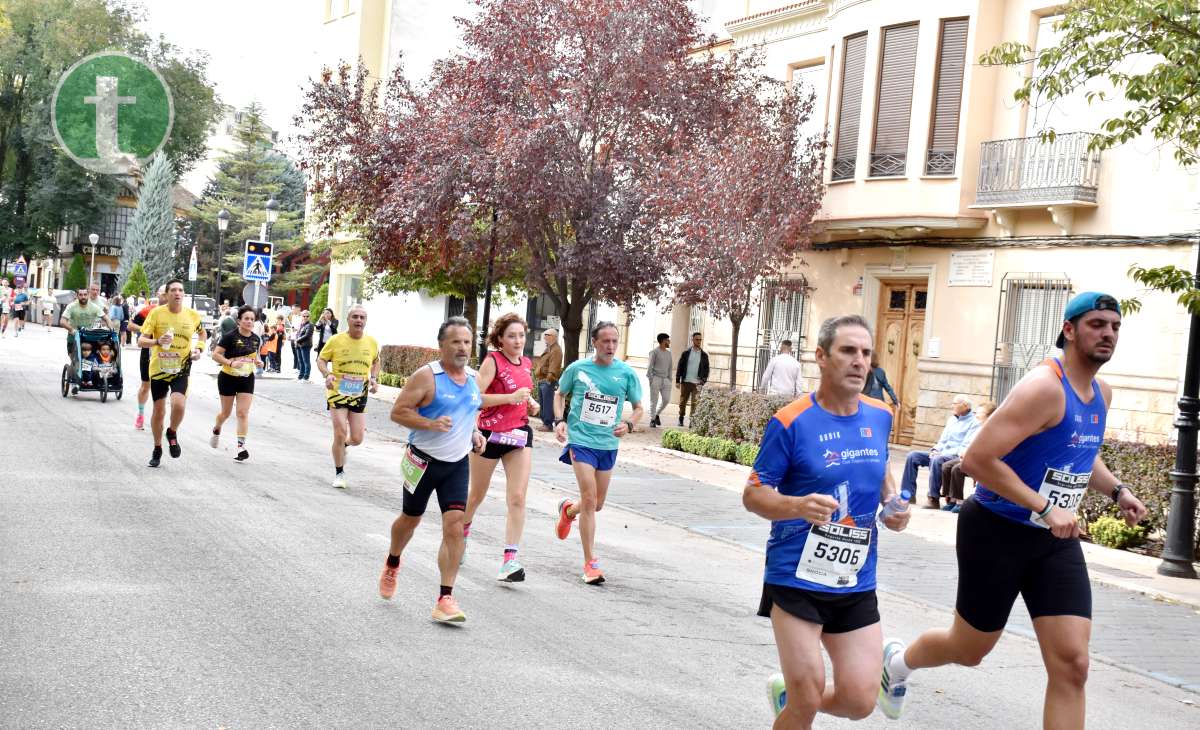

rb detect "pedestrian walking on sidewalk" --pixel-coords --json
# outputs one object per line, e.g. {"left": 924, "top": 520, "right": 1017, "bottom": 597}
{"left": 674, "top": 331, "right": 708, "bottom": 426}
{"left": 861, "top": 354, "right": 898, "bottom": 407}
{"left": 879, "top": 292, "right": 1148, "bottom": 729}
{"left": 553, "top": 321, "right": 644, "bottom": 585}
{"left": 462, "top": 313, "right": 539, "bottom": 582}
{"left": 759, "top": 339, "right": 802, "bottom": 398}
{"left": 210, "top": 306, "right": 263, "bottom": 462}
{"left": 532, "top": 328, "right": 562, "bottom": 432}
{"left": 381, "top": 316, "right": 484, "bottom": 623}
{"left": 743, "top": 314, "right": 909, "bottom": 727}
{"left": 646, "top": 332, "right": 673, "bottom": 427}
{"left": 137, "top": 280, "right": 206, "bottom": 468}
{"left": 316, "top": 304, "right": 380, "bottom": 489}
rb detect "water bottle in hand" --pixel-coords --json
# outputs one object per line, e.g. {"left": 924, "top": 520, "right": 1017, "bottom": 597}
{"left": 877, "top": 489, "right": 912, "bottom": 527}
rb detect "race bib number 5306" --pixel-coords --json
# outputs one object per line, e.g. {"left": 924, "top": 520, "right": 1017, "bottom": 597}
{"left": 796, "top": 522, "right": 871, "bottom": 588}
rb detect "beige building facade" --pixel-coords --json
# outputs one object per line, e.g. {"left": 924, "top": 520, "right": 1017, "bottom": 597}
{"left": 623, "top": 0, "right": 1198, "bottom": 446}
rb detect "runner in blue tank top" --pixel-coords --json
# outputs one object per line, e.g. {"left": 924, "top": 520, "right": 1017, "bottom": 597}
{"left": 380, "top": 317, "right": 486, "bottom": 624}
{"left": 744, "top": 315, "right": 911, "bottom": 728}
{"left": 880, "top": 293, "right": 1148, "bottom": 729}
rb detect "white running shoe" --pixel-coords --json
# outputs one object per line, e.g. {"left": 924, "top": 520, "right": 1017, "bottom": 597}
{"left": 878, "top": 637, "right": 909, "bottom": 720}
{"left": 332, "top": 472, "right": 347, "bottom": 489}
{"left": 766, "top": 673, "right": 786, "bottom": 717}
{"left": 209, "top": 430, "right": 220, "bottom": 449}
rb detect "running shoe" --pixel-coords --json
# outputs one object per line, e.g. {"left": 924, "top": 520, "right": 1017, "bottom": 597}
{"left": 332, "top": 473, "right": 347, "bottom": 489}
{"left": 166, "top": 429, "right": 181, "bottom": 458}
{"left": 766, "top": 673, "right": 787, "bottom": 717}
{"left": 432, "top": 595, "right": 466, "bottom": 623}
{"left": 234, "top": 450, "right": 250, "bottom": 462}
{"left": 134, "top": 414, "right": 144, "bottom": 430}
{"left": 148, "top": 446, "right": 162, "bottom": 468}
{"left": 555, "top": 499, "right": 575, "bottom": 540}
{"left": 209, "top": 429, "right": 220, "bottom": 449}
{"left": 497, "top": 558, "right": 526, "bottom": 583}
{"left": 582, "top": 559, "right": 605, "bottom": 585}
{"left": 379, "top": 559, "right": 403, "bottom": 600}
{"left": 878, "top": 638, "right": 909, "bottom": 720}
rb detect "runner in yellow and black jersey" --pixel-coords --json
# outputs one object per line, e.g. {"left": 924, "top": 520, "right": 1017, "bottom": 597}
{"left": 317, "top": 304, "right": 380, "bottom": 488}
{"left": 136, "top": 280, "right": 206, "bottom": 467}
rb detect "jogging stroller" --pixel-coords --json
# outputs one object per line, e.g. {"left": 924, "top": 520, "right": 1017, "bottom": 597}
{"left": 61, "top": 327, "right": 124, "bottom": 402}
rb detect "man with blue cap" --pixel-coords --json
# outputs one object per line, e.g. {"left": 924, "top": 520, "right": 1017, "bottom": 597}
{"left": 878, "top": 291, "right": 1148, "bottom": 729}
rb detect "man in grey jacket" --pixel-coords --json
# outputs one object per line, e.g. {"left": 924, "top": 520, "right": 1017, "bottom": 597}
{"left": 646, "top": 333, "right": 673, "bottom": 427}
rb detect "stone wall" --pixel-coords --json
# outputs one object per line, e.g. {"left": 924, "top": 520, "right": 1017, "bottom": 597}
{"left": 914, "top": 360, "right": 994, "bottom": 447}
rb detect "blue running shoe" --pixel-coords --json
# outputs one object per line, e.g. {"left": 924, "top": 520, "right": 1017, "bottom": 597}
{"left": 766, "top": 673, "right": 786, "bottom": 717}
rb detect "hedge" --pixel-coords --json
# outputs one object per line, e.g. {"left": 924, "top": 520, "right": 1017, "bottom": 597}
{"left": 380, "top": 344, "right": 440, "bottom": 377}
{"left": 689, "top": 388, "right": 795, "bottom": 445}
{"left": 378, "top": 372, "right": 406, "bottom": 388}
{"left": 661, "top": 429, "right": 759, "bottom": 467}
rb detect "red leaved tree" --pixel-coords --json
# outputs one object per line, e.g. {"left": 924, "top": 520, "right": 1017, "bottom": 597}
{"left": 647, "top": 79, "right": 825, "bottom": 388}
{"left": 298, "top": 0, "right": 757, "bottom": 362}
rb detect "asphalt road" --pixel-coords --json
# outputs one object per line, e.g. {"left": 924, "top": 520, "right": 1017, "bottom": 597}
{"left": 1, "top": 325, "right": 1197, "bottom": 729}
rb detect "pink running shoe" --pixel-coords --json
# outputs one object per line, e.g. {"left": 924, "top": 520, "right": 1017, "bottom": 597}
{"left": 432, "top": 595, "right": 466, "bottom": 623}
{"left": 134, "top": 414, "right": 144, "bottom": 430}
{"left": 583, "top": 559, "right": 606, "bottom": 585}
{"left": 379, "top": 559, "right": 403, "bottom": 600}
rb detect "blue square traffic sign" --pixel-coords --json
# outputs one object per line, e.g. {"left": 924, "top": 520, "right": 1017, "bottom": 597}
{"left": 243, "top": 240, "right": 272, "bottom": 283}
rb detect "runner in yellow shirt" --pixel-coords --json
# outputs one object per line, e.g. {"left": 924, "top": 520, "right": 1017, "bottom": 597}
{"left": 317, "top": 304, "right": 380, "bottom": 488}
{"left": 137, "top": 280, "right": 205, "bottom": 467}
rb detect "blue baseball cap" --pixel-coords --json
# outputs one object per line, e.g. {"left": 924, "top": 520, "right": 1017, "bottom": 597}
{"left": 1056, "top": 291, "right": 1121, "bottom": 349}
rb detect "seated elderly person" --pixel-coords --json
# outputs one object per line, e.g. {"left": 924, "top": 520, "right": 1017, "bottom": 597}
{"left": 939, "top": 401, "right": 996, "bottom": 513}
{"left": 901, "top": 394, "right": 981, "bottom": 509}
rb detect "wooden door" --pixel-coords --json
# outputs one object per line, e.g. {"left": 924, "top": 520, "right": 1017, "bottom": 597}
{"left": 875, "top": 282, "right": 927, "bottom": 444}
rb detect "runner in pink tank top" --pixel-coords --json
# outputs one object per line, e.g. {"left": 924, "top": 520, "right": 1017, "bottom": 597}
{"left": 463, "top": 313, "right": 540, "bottom": 582}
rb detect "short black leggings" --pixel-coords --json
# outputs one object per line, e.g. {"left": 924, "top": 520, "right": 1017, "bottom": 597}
{"left": 401, "top": 447, "right": 469, "bottom": 517}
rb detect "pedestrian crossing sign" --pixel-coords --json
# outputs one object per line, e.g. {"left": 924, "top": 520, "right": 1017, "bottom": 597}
{"left": 243, "top": 240, "right": 273, "bottom": 283}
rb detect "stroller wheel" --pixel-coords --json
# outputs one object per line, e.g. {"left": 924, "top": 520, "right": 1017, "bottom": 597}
{"left": 100, "top": 383, "right": 108, "bottom": 403}
{"left": 116, "top": 389, "right": 123, "bottom": 401}
{"left": 61, "top": 365, "right": 70, "bottom": 398}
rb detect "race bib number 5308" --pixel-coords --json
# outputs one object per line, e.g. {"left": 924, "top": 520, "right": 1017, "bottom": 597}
{"left": 1031, "top": 467, "right": 1090, "bottom": 526}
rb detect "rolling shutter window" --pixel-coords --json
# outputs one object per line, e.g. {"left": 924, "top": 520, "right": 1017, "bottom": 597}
{"left": 870, "top": 22, "right": 919, "bottom": 177}
{"left": 832, "top": 33, "right": 867, "bottom": 181}
{"left": 926, "top": 18, "right": 968, "bottom": 175}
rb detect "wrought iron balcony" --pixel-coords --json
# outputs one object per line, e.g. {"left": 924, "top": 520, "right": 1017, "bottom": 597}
{"left": 975, "top": 132, "right": 1101, "bottom": 207}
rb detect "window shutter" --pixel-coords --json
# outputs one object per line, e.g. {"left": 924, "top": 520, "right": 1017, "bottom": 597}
{"left": 832, "top": 33, "right": 867, "bottom": 181}
{"left": 927, "top": 18, "right": 968, "bottom": 175}
{"left": 870, "top": 23, "right": 919, "bottom": 177}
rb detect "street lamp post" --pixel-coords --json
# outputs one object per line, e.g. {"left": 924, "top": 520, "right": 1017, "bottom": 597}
{"left": 478, "top": 206, "right": 498, "bottom": 363}
{"left": 215, "top": 208, "right": 229, "bottom": 304}
{"left": 88, "top": 233, "right": 99, "bottom": 286}
{"left": 264, "top": 197, "right": 279, "bottom": 243}
{"left": 1158, "top": 241, "right": 1200, "bottom": 579}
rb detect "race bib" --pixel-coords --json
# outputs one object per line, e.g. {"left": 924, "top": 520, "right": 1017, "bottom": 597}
{"left": 1030, "top": 467, "right": 1091, "bottom": 527}
{"left": 580, "top": 391, "right": 618, "bottom": 427}
{"left": 231, "top": 358, "right": 254, "bottom": 377}
{"left": 796, "top": 522, "right": 872, "bottom": 588}
{"left": 159, "top": 351, "right": 183, "bottom": 375}
{"left": 401, "top": 447, "right": 429, "bottom": 494}
{"left": 338, "top": 375, "right": 366, "bottom": 397}
{"left": 487, "top": 429, "right": 528, "bottom": 448}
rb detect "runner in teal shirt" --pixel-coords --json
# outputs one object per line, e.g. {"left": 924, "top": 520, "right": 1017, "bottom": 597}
{"left": 552, "top": 322, "right": 645, "bottom": 585}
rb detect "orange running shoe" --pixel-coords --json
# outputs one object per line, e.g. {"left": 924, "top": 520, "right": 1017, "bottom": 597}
{"left": 582, "top": 559, "right": 605, "bottom": 585}
{"left": 378, "top": 559, "right": 402, "bottom": 600}
{"left": 556, "top": 499, "right": 576, "bottom": 540}
{"left": 432, "top": 594, "right": 466, "bottom": 623}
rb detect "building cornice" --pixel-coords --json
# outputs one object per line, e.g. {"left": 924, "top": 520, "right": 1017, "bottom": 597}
{"left": 725, "top": 1, "right": 827, "bottom": 45}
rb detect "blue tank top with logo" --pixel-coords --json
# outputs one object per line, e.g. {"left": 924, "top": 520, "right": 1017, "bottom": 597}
{"left": 750, "top": 394, "right": 894, "bottom": 594}
{"left": 974, "top": 358, "right": 1107, "bottom": 528}
{"left": 409, "top": 361, "right": 481, "bottom": 462}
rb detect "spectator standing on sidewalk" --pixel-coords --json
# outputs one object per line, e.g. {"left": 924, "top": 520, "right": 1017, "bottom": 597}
{"left": 314, "top": 308, "right": 338, "bottom": 353}
{"left": 901, "top": 395, "right": 979, "bottom": 509}
{"left": 646, "top": 333, "right": 673, "bottom": 427}
{"left": 287, "top": 304, "right": 302, "bottom": 373}
{"left": 294, "top": 310, "right": 314, "bottom": 381}
{"left": 862, "top": 353, "right": 899, "bottom": 407}
{"left": 674, "top": 331, "right": 709, "bottom": 427}
{"left": 939, "top": 401, "right": 996, "bottom": 512}
{"left": 532, "top": 328, "right": 563, "bottom": 432}
{"left": 759, "top": 339, "right": 802, "bottom": 398}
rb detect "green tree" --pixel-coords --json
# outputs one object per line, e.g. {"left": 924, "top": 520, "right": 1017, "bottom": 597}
{"left": 309, "top": 282, "right": 329, "bottom": 315}
{"left": 121, "top": 260, "right": 149, "bottom": 298}
{"left": 63, "top": 254, "right": 87, "bottom": 291}
{"left": 118, "top": 152, "right": 176, "bottom": 292}
{"left": 982, "top": 0, "right": 1200, "bottom": 314}
{"left": 0, "top": 0, "right": 221, "bottom": 261}
{"left": 193, "top": 103, "right": 310, "bottom": 302}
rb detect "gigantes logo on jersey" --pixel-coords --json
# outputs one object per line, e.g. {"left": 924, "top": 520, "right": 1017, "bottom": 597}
{"left": 823, "top": 447, "right": 882, "bottom": 468}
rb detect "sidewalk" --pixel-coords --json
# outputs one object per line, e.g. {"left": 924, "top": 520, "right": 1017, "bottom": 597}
{"left": 242, "top": 368, "right": 1200, "bottom": 693}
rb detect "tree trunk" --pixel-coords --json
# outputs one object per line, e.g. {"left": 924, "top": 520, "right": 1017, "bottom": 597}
{"left": 560, "top": 297, "right": 588, "bottom": 365}
{"left": 728, "top": 316, "right": 743, "bottom": 390}
{"left": 462, "top": 284, "right": 480, "bottom": 351}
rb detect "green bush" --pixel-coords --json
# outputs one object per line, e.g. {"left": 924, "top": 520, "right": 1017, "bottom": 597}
{"left": 735, "top": 442, "right": 760, "bottom": 467}
{"left": 63, "top": 254, "right": 87, "bottom": 291}
{"left": 309, "top": 282, "right": 329, "bottom": 315}
{"left": 661, "top": 429, "right": 683, "bottom": 450}
{"left": 690, "top": 388, "right": 795, "bottom": 444}
{"left": 122, "top": 261, "right": 150, "bottom": 298}
{"left": 377, "top": 372, "right": 406, "bottom": 388}
{"left": 379, "top": 344, "right": 440, "bottom": 377}
{"left": 704, "top": 438, "right": 737, "bottom": 461}
{"left": 1089, "top": 515, "right": 1147, "bottom": 550}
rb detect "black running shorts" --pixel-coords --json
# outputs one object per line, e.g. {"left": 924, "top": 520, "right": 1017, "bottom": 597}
{"left": 401, "top": 446, "right": 469, "bottom": 517}
{"left": 478, "top": 425, "right": 533, "bottom": 460}
{"left": 955, "top": 497, "right": 1092, "bottom": 632}
{"left": 217, "top": 371, "right": 255, "bottom": 397}
{"left": 758, "top": 584, "right": 880, "bottom": 634}
{"left": 327, "top": 394, "right": 367, "bottom": 414}
{"left": 150, "top": 375, "right": 188, "bottom": 401}
{"left": 139, "top": 348, "right": 150, "bottom": 382}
